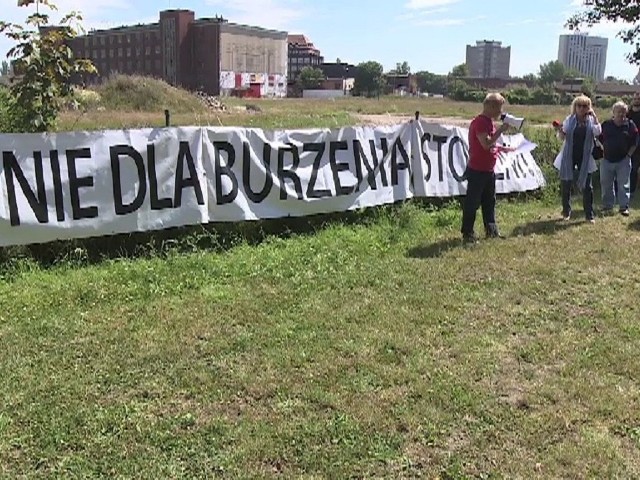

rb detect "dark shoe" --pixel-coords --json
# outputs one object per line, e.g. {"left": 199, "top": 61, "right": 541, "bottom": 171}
{"left": 620, "top": 208, "right": 630, "bottom": 217}
{"left": 485, "top": 223, "right": 505, "bottom": 239}
{"left": 462, "top": 234, "right": 479, "bottom": 245}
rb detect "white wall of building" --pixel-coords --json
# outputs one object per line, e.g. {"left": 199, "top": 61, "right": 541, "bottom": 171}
{"left": 219, "top": 71, "right": 287, "bottom": 97}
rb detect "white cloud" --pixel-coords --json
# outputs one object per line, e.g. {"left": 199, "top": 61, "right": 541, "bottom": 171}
{"left": 404, "top": 0, "right": 459, "bottom": 9}
{"left": 395, "top": 6, "right": 449, "bottom": 21}
{"left": 205, "top": 0, "right": 305, "bottom": 30}
{"left": 414, "top": 18, "right": 464, "bottom": 26}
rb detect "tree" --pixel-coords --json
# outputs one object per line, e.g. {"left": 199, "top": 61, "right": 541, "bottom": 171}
{"left": 297, "top": 66, "right": 325, "bottom": 89}
{"left": 392, "top": 61, "right": 411, "bottom": 75}
{"left": 353, "top": 60, "right": 385, "bottom": 97}
{"left": 449, "top": 63, "right": 469, "bottom": 78}
{"left": 1, "top": 60, "right": 8, "bottom": 76}
{"left": 538, "top": 60, "right": 567, "bottom": 85}
{"left": 0, "top": 0, "right": 95, "bottom": 132}
{"left": 605, "top": 75, "right": 629, "bottom": 84}
{"left": 567, "top": 1, "right": 640, "bottom": 64}
{"left": 415, "top": 70, "right": 447, "bottom": 95}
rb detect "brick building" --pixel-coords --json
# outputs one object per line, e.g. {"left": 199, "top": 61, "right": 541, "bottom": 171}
{"left": 287, "top": 34, "right": 323, "bottom": 83}
{"left": 70, "top": 9, "right": 288, "bottom": 97}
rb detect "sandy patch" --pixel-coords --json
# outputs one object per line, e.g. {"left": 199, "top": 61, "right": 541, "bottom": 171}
{"left": 355, "top": 114, "right": 470, "bottom": 127}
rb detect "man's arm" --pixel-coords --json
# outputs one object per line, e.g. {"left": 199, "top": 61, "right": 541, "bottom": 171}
{"left": 629, "top": 121, "right": 638, "bottom": 158}
{"left": 476, "top": 123, "right": 510, "bottom": 151}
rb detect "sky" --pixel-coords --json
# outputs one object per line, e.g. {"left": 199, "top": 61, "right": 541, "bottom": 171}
{"left": 1, "top": 0, "right": 639, "bottom": 81}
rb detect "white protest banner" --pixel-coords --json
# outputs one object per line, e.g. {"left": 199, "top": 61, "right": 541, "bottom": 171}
{"left": 202, "top": 123, "right": 414, "bottom": 221}
{"left": 0, "top": 127, "right": 207, "bottom": 247}
{"left": 0, "top": 121, "right": 546, "bottom": 247}
{"left": 414, "top": 120, "right": 546, "bottom": 197}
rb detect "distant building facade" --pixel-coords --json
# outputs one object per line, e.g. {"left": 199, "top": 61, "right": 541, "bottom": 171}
{"left": 287, "top": 34, "right": 323, "bottom": 83}
{"left": 219, "top": 23, "right": 288, "bottom": 97}
{"left": 69, "top": 9, "right": 288, "bottom": 97}
{"left": 465, "top": 40, "right": 511, "bottom": 79}
{"left": 558, "top": 33, "right": 608, "bottom": 82}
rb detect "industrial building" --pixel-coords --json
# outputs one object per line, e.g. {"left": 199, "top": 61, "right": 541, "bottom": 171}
{"left": 69, "top": 9, "right": 288, "bottom": 97}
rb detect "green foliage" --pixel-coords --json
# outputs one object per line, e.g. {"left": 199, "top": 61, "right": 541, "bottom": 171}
{"left": 415, "top": 70, "right": 447, "bottom": 95}
{"left": 391, "top": 61, "right": 411, "bottom": 75}
{"left": 538, "top": 60, "right": 568, "bottom": 85}
{"left": 449, "top": 63, "right": 469, "bottom": 78}
{"left": 0, "top": 85, "right": 12, "bottom": 132}
{"left": 446, "top": 79, "right": 485, "bottom": 102}
{"left": 92, "top": 74, "right": 206, "bottom": 112}
{"left": 0, "top": 0, "right": 95, "bottom": 132}
{"left": 297, "top": 66, "right": 325, "bottom": 90}
{"left": 353, "top": 61, "right": 385, "bottom": 98}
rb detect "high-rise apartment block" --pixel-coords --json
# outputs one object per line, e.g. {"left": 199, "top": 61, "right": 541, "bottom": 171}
{"left": 465, "top": 40, "right": 510, "bottom": 79}
{"left": 558, "top": 33, "right": 608, "bottom": 82}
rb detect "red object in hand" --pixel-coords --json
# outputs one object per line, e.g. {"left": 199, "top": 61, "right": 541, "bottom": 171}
{"left": 552, "top": 120, "right": 561, "bottom": 128}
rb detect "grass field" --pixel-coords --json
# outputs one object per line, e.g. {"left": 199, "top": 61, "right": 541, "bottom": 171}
{"left": 58, "top": 92, "right": 581, "bottom": 132}
{"left": 2, "top": 84, "right": 640, "bottom": 478}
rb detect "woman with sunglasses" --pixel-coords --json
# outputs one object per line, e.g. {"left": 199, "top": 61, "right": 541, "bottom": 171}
{"left": 553, "top": 94, "right": 601, "bottom": 222}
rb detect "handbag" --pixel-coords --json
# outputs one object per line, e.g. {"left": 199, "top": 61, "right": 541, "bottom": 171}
{"left": 592, "top": 138, "right": 604, "bottom": 160}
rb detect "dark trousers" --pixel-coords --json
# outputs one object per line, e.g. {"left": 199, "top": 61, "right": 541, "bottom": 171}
{"left": 631, "top": 154, "right": 640, "bottom": 195}
{"left": 461, "top": 168, "right": 496, "bottom": 237}
{"left": 561, "top": 174, "right": 594, "bottom": 219}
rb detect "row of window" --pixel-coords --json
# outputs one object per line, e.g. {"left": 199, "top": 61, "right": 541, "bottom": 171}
{"left": 289, "top": 56, "right": 320, "bottom": 65}
{"left": 83, "top": 31, "right": 159, "bottom": 47}
{"left": 93, "top": 59, "right": 163, "bottom": 74}
{"left": 76, "top": 45, "right": 162, "bottom": 60}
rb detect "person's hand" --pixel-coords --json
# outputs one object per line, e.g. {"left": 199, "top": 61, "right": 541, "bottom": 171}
{"left": 498, "top": 123, "right": 510, "bottom": 133}
{"left": 497, "top": 145, "right": 515, "bottom": 153}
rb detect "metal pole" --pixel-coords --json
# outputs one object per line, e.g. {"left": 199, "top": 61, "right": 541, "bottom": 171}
{"left": 164, "top": 109, "right": 170, "bottom": 127}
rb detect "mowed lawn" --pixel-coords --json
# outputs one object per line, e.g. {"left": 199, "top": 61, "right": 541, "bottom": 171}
{"left": 2, "top": 197, "right": 640, "bottom": 478}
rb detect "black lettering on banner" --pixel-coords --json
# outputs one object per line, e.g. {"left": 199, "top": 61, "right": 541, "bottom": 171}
{"left": 432, "top": 135, "right": 448, "bottom": 182}
{"left": 519, "top": 153, "right": 536, "bottom": 176}
{"left": 391, "top": 137, "right": 411, "bottom": 186}
{"left": 379, "top": 138, "right": 390, "bottom": 187}
{"left": 147, "top": 144, "right": 173, "bottom": 210}
{"left": 304, "top": 143, "right": 331, "bottom": 199}
{"left": 175, "top": 141, "right": 205, "bottom": 208}
{"left": 420, "top": 133, "right": 432, "bottom": 182}
{"left": 447, "top": 136, "right": 467, "bottom": 182}
{"left": 509, "top": 153, "right": 521, "bottom": 179}
{"left": 110, "top": 145, "right": 147, "bottom": 216}
{"left": 515, "top": 154, "right": 528, "bottom": 178}
{"left": 352, "top": 139, "right": 389, "bottom": 190}
{"left": 242, "top": 141, "right": 274, "bottom": 203}
{"left": 50, "top": 150, "right": 65, "bottom": 222}
{"left": 352, "top": 140, "right": 374, "bottom": 192}
{"left": 330, "top": 140, "right": 352, "bottom": 196}
{"left": 213, "top": 141, "right": 239, "bottom": 205}
{"left": 3, "top": 151, "right": 48, "bottom": 226}
{"left": 67, "top": 148, "right": 98, "bottom": 220}
{"left": 277, "top": 144, "right": 303, "bottom": 200}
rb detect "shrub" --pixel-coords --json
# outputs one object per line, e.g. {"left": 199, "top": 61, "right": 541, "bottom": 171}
{"left": 92, "top": 74, "right": 206, "bottom": 113}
